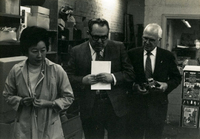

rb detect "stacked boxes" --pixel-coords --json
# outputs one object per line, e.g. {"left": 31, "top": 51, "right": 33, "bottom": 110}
{"left": 0, "top": 56, "right": 27, "bottom": 139}
{"left": 0, "top": 56, "right": 27, "bottom": 123}
{"left": 0, "top": 0, "right": 20, "bottom": 15}
{"left": 27, "top": 6, "right": 50, "bottom": 30}
{"left": 181, "top": 65, "right": 200, "bottom": 128}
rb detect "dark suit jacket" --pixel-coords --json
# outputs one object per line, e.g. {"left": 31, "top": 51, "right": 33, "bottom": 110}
{"left": 66, "top": 40, "right": 135, "bottom": 120}
{"left": 128, "top": 47, "right": 181, "bottom": 105}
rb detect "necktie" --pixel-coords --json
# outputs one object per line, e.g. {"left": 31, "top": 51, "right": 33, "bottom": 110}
{"left": 145, "top": 52, "right": 152, "bottom": 79}
{"left": 95, "top": 51, "right": 103, "bottom": 61}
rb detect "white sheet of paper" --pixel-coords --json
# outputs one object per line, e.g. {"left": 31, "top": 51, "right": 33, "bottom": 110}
{"left": 91, "top": 61, "right": 111, "bottom": 90}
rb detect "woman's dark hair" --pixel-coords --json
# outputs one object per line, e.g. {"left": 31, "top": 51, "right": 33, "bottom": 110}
{"left": 20, "top": 26, "right": 49, "bottom": 55}
{"left": 88, "top": 18, "right": 110, "bottom": 34}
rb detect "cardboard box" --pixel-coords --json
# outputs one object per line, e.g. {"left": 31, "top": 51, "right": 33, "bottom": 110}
{"left": 0, "top": 31, "right": 17, "bottom": 42}
{"left": 0, "top": 56, "right": 27, "bottom": 113}
{"left": 30, "top": 6, "right": 50, "bottom": 16}
{"left": 31, "top": 13, "right": 49, "bottom": 18}
{"left": 0, "top": 0, "right": 19, "bottom": 15}
{"left": 27, "top": 13, "right": 50, "bottom": 30}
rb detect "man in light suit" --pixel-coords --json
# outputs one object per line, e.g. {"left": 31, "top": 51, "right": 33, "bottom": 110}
{"left": 66, "top": 18, "right": 134, "bottom": 139}
{"left": 128, "top": 23, "right": 181, "bottom": 139}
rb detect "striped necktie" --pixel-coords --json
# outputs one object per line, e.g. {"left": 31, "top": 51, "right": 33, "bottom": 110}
{"left": 145, "top": 52, "right": 152, "bottom": 79}
{"left": 95, "top": 51, "right": 103, "bottom": 61}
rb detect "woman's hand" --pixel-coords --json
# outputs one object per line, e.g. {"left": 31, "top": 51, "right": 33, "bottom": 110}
{"left": 33, "top": 99, "right": 53, "bottom": 108}
{"left": 20, "top": 97, "right": 34, "bottom": 106}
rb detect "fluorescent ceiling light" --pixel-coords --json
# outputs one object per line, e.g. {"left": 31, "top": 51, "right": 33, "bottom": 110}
{"left": 182, "top": 19, "right": 191, "bottom": 28}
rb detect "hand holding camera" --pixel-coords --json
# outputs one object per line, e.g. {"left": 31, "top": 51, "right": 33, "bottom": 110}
{"left": 133, "top": 78, "right": 168, "bottom": 95}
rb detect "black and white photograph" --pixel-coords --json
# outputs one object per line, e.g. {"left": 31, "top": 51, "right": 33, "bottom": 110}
{"left": 1, "top": 0, "right": 200, "bottom": 139}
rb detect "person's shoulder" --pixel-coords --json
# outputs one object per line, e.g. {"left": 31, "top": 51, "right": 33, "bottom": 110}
{"left": 12, "top": 60, "right": 26, "bottom": 70}
{"left": 128, "top": 47, "right": 142, "bottom": 53}
{"left": 7, "top": 59, "right": 26, "bottom": 75}
{"left": 45, "top": 59, "right": 64, "bottom": 71}
{"left": 72, "top": 41, "right": 89, "bottom": 51}
{"left": 157, "top": 47, "right": 176, "bottom": 61}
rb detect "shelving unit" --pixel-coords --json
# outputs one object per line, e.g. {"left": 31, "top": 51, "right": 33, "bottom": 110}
{"left": 0, "top": 12, "right": 22, "bottom": 58}
{"left": 0, "top": 1, "right": 59, "bottom": 62}
{"left": 0, "top": 13, "right": 22, "bottom": 31}
{"left": 58, "top": 39, "right": 88, "bottom": 66}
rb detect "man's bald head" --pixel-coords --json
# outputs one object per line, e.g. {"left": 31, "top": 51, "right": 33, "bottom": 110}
{"left": 143, "top": 23, "right": 162, "bottom": 40}
{"left": 142, "top": 23, "right": 162, "bottom": 52}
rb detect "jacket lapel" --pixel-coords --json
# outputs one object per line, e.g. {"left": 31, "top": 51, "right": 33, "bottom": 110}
{"left": 21, "top": 60, "right": 33, "bottom": 97}
{"left": 153, "top": 47, "right": 162, "bottom": 77}
{"left": 84, "top": 42, "right": 92, "bottom": 70}
{"left": 139, "top": 48, "right": 145, "bottom": 73}
{"left": 104, "top": 41, "right": 112, "bottom": 61}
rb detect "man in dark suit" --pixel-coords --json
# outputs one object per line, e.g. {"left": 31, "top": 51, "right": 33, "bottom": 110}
{"left": 128, "top": 23, "right": 181, "bottom": 139}
{"left": 66, "top": 18, "right": 134, "bottom": 139}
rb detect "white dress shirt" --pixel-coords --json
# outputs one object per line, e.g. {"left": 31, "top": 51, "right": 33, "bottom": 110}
{"left": 143, "top": 47, "right": 157, "bottom": 73}
{"left": 89, "top": 43, "right": 116, "bottom": 85}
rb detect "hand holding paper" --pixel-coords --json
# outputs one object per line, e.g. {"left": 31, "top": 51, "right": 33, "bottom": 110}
{"left": 95, "top": 73, "right": 113, "bottom": 83}
{"left": 82, "top": 74, "right": 98, "bottom": 85}
{"left": 91, "top": 61, "right": 111, "bottom": 90}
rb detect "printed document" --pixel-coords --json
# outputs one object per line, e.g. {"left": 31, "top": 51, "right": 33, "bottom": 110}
{"left": 91, "top": 61, "right": 111, "bottom": 90}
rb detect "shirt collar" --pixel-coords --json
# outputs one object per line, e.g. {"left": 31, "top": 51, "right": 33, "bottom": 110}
{"left": 144, "top": 47, "right": 157, "bottom": 56}
{"left": 89, "top": 42, "right": 95, "bottom": 56}
{"left": 89, "top": 42, "right": 104, "bottom": 56}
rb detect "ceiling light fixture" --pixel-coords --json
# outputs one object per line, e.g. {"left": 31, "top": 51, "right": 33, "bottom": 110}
{"left": 182, "top": 19, "right": 191, "bottom": 28}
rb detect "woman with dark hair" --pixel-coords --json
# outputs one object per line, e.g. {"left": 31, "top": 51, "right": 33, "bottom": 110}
{"left": 3, "top": 26, "right": 74, "bottom": 139}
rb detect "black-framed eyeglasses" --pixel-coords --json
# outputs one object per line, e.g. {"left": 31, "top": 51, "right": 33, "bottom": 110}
{"left": 143, "top": 37, "right": 156, "bottom": 43}
{"left": 90, "top": 34, "right": 108, "bottom": 41}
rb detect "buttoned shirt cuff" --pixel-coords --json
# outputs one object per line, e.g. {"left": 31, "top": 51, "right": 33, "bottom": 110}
{"left": 111, "top": 74, "right": 117, "bottom": 85}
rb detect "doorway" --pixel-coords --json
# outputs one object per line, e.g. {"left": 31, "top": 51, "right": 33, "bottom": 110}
{"left": 162, "top": 14, "right": 200, "bottom": 51}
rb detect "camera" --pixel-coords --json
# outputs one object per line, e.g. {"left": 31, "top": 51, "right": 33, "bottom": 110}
{"left": 147, "top": 78, "right": 160, "bottom": 89}
{"left": 132, "top": 78, "right": 161, "bottom": 95}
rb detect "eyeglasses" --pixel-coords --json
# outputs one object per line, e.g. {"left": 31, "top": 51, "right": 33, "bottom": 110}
{"left": 143, "top": 37, "right": 156, "bottom": 43}
{"left": 90, "top": 34, "right": 108, "bottom": 41}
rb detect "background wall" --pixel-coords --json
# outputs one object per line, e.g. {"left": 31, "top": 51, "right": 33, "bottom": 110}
{"left": 58, "top": 0, "right": 127, "bottom": 33}
{"left": 127, "top": 0, "right": 144, "bottom": 47}
{"left": 127, "top": 0, "right": 144, "bottom": 37}
{"left": 144, "top": 0, "right": 200, "bottom": 26}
